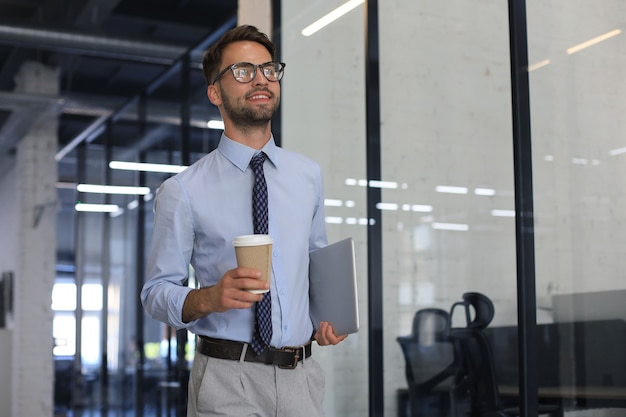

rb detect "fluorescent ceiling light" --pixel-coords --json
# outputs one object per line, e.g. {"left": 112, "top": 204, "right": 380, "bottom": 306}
{"left": 491, "top": 209, "right": 515, "bottom": 217}
{"left": 345, "top": 178, "right": 397, "bottom": 188}
{"left": 401, "top": 204, "right": 431, "bottom": 212}
{"left": 325, "top": 216, "right": 343, "bottom": 224}
{"left": 436, "top": 185, "right": 468, "bottom": 194}
{"left": 432, "top": 222, "right": 469, "bottom": 231}
{"left": 301, "top": 0, "right": 364, "bottom": 37}
{"left": 127, "top": 194, "right": 153, "bottom": 211}
{"left": 566, "top": 29, "right": 621, "bottom": 55}
{"left": 376, "top": 202, "right": 398, "bottom": 211}
{"left": 75, "top": 203, "right": 119, "bottom": 213}
{"left": 412, "top": 205, "right": 432, "bottom": 212}
{"left": 369, "top": 180, "right": 398, "bottom": 189}
{"left": 76, "top": 184, "right": 150, "bottom": 195}
{"left": 410, "top": 204, "right": 433, "bottom": 212}
{"left": 609, "top": 147, "right": 626, "bottom": 156}
{"left": 474, "top": 188, "right": 496, "bottom": 196}
{"left": 109, "top": 161, "right": 187, "bottom": 174}
{"left": 110, "top": 208, "right": 125, "bottom": 218}
{"left": 207, "top": 120, "right": 224, "bottom": 130}
{"left": 325, "top": 199, "right": 343, "bottom": 207}
{"left": 527, "top": 59, "right": 550, "bottom": 72}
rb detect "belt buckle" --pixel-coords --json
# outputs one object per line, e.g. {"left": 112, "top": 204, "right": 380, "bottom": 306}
{"left": 277, "top": 347, "right": 300, "bottom": 370}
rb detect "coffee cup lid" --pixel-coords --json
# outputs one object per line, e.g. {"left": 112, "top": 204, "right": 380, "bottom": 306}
{"left": 233, "top": 234, "right": 273, "bottom": 246}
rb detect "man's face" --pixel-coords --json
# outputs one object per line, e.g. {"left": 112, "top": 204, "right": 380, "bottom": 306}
{"left": 212, "top": 41, "right": 281, "bottom": 129}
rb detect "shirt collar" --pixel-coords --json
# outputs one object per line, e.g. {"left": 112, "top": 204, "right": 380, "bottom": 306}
{"left": 217, "top": 133, "right": 279, "bottom": 172}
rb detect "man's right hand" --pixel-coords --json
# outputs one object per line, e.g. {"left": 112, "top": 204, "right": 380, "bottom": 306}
{"left": 181, "top": 267, "right": 269, "bottom": 323}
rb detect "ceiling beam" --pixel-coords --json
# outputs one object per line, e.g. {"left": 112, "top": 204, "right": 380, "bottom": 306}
{"left": 0, "top": 91, "right": 220, "bottom": 158}
{"left": 54, "top": 14, "right": 236, "bottom": 162}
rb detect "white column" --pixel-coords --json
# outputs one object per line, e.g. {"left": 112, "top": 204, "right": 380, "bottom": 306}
{"left": 238, "top": 0, "right": 272, "bottom": 37}
{"left": 12, "top": 61, "right": 59, "bottom": 417}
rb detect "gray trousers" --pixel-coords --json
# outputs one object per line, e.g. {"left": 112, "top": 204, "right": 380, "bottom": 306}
{"left": 187, "top": 351, "right": 326, "bottom": 417}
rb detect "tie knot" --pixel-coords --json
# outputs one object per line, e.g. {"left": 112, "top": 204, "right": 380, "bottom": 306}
{"left": 250, "top": 152, "right": 266, "bottom": 171}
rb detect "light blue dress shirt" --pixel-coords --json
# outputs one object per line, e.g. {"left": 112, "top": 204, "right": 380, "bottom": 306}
{"left": 141, "top": 134, "right": 328, "bottom": 348}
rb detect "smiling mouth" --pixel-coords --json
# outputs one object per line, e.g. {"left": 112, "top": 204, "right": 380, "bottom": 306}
{"left": 247, "top": 90, "right": 272, "bottom": 101}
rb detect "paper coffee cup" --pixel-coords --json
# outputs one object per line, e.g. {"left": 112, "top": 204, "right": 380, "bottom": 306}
{"left": 233, "top": 234, "right": 273, "bottom": 294}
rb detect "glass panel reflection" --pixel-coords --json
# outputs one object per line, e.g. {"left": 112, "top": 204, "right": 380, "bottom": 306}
{"left": 528, "top": 0, "right": 626, "bottom": 414}
{"left": 380, "top": 1, "right": 516, "bottom": 416}
{"left": 283, "top": 0, "right": 368, "bottom": 415}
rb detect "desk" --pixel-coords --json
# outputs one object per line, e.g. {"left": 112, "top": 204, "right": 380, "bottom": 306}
{"left": 499, "top": 386, "right": 626, "bottom": 408}
{"left": 487, "top": 320, "right": 626, "bottom": 409}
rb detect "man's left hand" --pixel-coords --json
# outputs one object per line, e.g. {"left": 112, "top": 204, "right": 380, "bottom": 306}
{"left": 314, "top": 321, "right": 348, "bottom": 346}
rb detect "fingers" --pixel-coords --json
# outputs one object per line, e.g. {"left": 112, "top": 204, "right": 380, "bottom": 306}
{"left": 183, "top": 267, "right": 269, "bottom": 321}
{"left": 314, "top": 321, "right": 348, "bottom": 346}
{"left": 217, "top": 286, "right": 261, "bottom": 310}
{"left": 214, "top": 267, "right": 268, "bottom": 311}
{"left": 223, "top": 267, "right": 269, "bottom": 293}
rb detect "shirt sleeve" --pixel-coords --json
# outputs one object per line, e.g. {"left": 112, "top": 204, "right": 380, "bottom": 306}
{"left": 141, "top": 177, "right": 196, "bottom": 329}
{"left": 309, "top": 164, "right": 328, "bottom": 251}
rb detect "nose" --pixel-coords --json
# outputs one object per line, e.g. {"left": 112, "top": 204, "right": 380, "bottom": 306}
{"left": 251, "top": 67, "right": 268, "bottom": 84}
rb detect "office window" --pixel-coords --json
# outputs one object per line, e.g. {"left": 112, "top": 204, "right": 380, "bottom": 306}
{"left": 52, "top": 282, "right": 102, "bottom": 367}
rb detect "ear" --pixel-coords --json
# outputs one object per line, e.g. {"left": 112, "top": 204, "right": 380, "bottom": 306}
{"left": 207, "top": 84, "right": 221, "bottom": 106}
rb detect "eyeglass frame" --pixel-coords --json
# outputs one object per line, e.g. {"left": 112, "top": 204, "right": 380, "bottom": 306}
{"left": 210, "top": 61, "right": 286, "bottom": 85}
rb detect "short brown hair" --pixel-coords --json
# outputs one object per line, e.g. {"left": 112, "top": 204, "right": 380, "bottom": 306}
{"left": 202, "top": 25, "right": 276, "bottom": 85}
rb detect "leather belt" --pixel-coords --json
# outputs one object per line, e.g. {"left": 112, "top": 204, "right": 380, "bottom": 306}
{"left": 196, "top": 336, "right": 312, "bottom": 370}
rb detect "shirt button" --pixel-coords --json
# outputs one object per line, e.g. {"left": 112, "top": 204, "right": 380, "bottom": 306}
{"left": 283, "top": 325, "right": 288, "bottom": 331}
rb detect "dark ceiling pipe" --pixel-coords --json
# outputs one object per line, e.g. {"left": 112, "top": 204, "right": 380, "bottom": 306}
{"left": 0, "top": 23, "right": 195, "bottom": 65}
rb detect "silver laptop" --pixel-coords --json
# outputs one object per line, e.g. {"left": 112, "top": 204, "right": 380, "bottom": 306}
{"left": 309, "top": 238, "right": 360, "bottom": 335}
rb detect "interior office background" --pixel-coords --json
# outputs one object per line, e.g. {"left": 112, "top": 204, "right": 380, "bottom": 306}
{"left": 1, "top": 0, "right": 625, "bottom": 416}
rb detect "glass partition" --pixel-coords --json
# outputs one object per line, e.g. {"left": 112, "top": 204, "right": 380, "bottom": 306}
{"left": 281, "top": 1, "right": 369, "bottom": 415}
{"left": 54, "top": 53, "right": 217, "bottom": 413}
{"left": 379, "top": 1, "right": 516, "bottom": 416}
{"left": 528, "top": 0, "right": 626, "bottom": 413}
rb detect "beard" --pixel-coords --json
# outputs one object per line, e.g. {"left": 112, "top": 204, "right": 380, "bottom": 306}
{"left": 220, "top": 85, "right": 280, "bottom": 130}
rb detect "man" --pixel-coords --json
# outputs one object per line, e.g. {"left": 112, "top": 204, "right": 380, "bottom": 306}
{"left": 141, "top": 24, "right": 346, "bottom": 417}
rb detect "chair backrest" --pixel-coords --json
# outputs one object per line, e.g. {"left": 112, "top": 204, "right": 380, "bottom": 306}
{"left": 449, "top": 292, "right": 502, "bottom": 414}
{"left": 449, "top": 292, "right": 495, "bottom": 330}
{"left": 397, "top": 308, "right": 461, "bottom": 394}
{"left": 412, "top": 307, "right": 450, "bottom": 344}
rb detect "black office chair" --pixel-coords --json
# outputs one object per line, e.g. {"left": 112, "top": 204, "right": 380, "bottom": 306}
{"left": 449, "top": 292, "right": 563, "bottom": 417}
{"left": 397, "top": 308, "right": 464, "bottom": 417}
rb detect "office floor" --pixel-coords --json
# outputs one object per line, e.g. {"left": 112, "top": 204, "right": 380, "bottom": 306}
{"left": 56, "top": 406, "right": 180, "bottom": 417}
{"left": 565, "top": 410, "right": 626, "bottom": 417}
{"left": 55, "top": 403, "right": 626, "bottom": 417}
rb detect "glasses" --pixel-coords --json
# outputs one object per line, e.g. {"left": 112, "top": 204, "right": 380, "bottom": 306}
{"left": 211, "top": 61, "right": 286, "bottom": 85}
